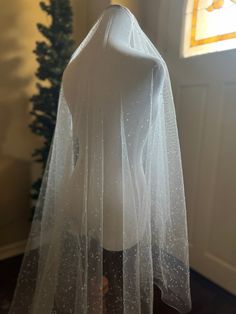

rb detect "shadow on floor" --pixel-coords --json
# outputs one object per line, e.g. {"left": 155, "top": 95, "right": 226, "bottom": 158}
{"left": 0, "top": 255, "right": 235, "bottom": 313}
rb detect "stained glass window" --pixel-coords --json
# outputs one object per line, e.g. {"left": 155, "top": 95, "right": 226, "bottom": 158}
{"left": 182, "top": 0, "right": 236, "bottom": 57}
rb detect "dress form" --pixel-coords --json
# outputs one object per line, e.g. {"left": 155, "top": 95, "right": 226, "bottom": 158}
{"left": 62, "top": 5, "right": 163, "bottom": 251}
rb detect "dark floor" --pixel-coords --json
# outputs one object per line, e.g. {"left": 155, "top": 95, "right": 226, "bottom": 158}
{"left": 0, "top": 255, "right": 236, "bottom": 313}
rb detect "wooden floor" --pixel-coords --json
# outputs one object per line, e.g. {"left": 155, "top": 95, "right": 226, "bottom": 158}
{"left": 0, "top": 255, "right": 236, "bottom": 313}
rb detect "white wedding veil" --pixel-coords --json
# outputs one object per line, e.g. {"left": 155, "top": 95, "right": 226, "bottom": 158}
{"left": 9, "top": 6, "right": 191, "bottom": 314}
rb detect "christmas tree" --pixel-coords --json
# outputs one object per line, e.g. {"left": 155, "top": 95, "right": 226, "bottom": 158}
{"left": 29, "top": 0, "right": 75, "bottom": 217}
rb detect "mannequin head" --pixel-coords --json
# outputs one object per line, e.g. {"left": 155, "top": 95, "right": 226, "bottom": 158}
{"left": 96, "top": 5, "right": 134, "bottom": 46}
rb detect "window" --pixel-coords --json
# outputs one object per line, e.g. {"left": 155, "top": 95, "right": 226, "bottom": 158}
{"left": 182, "top": 0, "right": 236, "bottom": 57}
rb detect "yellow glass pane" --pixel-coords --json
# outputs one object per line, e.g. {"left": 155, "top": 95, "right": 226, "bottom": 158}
{"left": 182, "top": 0, "right": 236, "bottom": 57}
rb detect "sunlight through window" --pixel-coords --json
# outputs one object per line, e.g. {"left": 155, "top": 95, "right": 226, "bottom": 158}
{"left": 182, "top": 0, "right": 236, "bottom": 57}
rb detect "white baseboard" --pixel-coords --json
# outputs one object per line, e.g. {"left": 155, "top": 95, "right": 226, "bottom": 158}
{"left": 0, "top": 240, "right": 27, "bottom": 261}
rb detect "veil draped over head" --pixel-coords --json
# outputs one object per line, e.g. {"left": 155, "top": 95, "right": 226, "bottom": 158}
{"left": 9, "top": 6, "right": 191, "bottom": 314}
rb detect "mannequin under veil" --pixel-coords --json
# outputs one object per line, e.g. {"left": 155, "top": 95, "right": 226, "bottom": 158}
{"left": 62, "top": 6, "right": 165, "bottom": 312}
{"left": 63, "top": 4, "right": 162, "bottom": 252}
{"left": 9, "top": 5, "right": 191, "bottom": 314}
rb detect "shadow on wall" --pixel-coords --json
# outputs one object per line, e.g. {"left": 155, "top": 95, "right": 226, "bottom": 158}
{"left": 0, "top": 1, "right": 33, "bottom": 157}
{"left": 0, "top": 1, "right": 36, "bottom": 252}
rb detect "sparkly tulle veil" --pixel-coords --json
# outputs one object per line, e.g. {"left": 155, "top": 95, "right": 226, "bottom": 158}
{"left": 9, "top": 6, "right": 191, "bottom": 314}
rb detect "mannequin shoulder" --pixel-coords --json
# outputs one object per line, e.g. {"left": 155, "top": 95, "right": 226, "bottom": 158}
{"left": 62, "top": 40, "right": 165, "bottom": 91}
{"left": 110, "top": 41, "right": 162, "bottom": 69}
{"left": 100, "top": 42, "right": 165, "bottom": 86}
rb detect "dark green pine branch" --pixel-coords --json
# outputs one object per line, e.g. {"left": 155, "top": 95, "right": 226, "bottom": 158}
{"left": 29, "top": 0, "right": 75, "bottom": 219}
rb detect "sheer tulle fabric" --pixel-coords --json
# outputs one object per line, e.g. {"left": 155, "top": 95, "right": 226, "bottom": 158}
{"left": 9, "top": 7, "right": 191, "bottom": 314}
